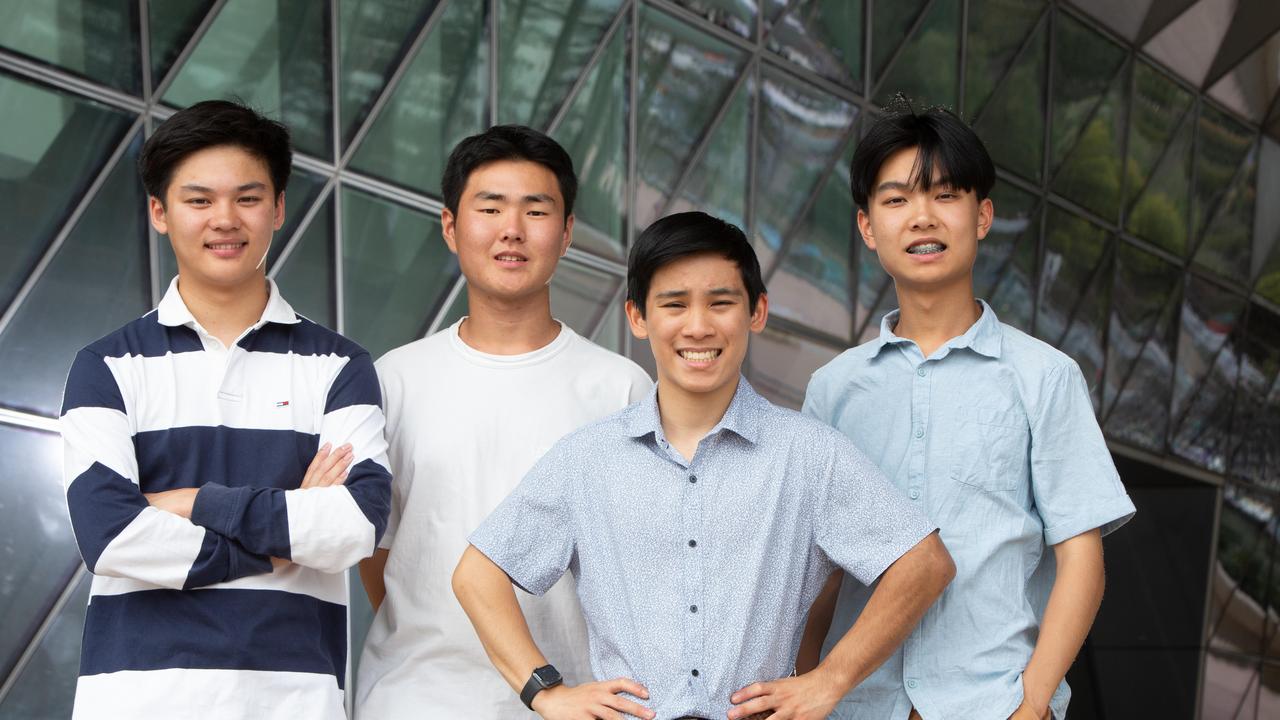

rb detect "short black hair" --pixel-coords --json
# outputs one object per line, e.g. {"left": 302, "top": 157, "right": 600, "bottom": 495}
{"left": 850, "top": 98, "right": 994, "bottom": 212}
{"left": 441, "top": 125, "right": 578, "bottom": 219}
{"left": 139, "top": 99, "right": 292, "bottom": 203}
{"left": 627, "top": 211, "right": 766, "bottom": 317}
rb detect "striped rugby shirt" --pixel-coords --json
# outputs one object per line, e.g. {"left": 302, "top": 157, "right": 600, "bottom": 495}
{"left": 60, "top": 279, "right": 391, "bottom": 720}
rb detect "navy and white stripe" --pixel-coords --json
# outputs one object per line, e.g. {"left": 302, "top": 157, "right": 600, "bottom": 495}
{"left": 61, "top": 279, "right": 391, "bottom": 720}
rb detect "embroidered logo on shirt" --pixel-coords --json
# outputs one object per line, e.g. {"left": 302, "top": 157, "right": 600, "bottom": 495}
{"left": 276, "top": 400, "right": 290, "bottom": 407}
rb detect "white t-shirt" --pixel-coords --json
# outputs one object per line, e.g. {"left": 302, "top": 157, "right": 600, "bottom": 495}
{"left": 355, "top": 319, "right": 651, "bottom": 719}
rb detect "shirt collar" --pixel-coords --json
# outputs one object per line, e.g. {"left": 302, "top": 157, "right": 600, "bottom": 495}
{"left": 156, "top": 276, "right": 300, "bottom": 329}
{"left": 621, "top": 375, "right": 767, "bottom": 445}
{"left": 868, "top": 299, "right": 1003, "bottom": 361}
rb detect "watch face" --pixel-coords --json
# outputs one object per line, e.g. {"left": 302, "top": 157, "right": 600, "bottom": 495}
{"left": 534, "top": 665, "right": 562, "bottom": 687}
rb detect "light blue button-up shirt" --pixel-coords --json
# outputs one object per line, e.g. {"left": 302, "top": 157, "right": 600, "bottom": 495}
{"left": 470, "top": 377, "right": 935, "bottom": 720}
{"left": 803, "top": 301, "right": 1135, "bottom": 720}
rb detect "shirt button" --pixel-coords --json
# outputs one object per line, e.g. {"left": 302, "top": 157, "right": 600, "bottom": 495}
{"left": 690, "top": 605, "right": 698, "bottom": 613}
{"left": 688, "top": 539, "right": 697, "bottom": 548}
{"left": 907, "top": 679, "right": 918, "bottom": 689}
{"left": 691, "top": 669, "right": 699, "bottom": 677}
{"left": 914, "top": 427, "right": 924, "bottom": 438}
{"left": 689, "top": 475, "right": 697, "bottom": 484}
{"left": 916, "top": 366, "right": 927, "bottom": 377}
{"left": 909, "top": 489, "right": 920, "bottom": 500}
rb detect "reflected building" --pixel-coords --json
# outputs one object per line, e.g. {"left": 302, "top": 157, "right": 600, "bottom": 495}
{"left": 0, "top": 1, "right": 1278, "bottom": 718}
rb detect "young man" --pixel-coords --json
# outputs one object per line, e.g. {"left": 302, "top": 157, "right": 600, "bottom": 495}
{"left": 453, "top": 211, "right": 956, "bottom": 720}
{"left": 355, "top": 125, "right": 652, "bottom": 718}
{"left": 801, "top": 106, "right": 1136, "bottom": 720}
{"left": 60, "top": 100, "right": 391, "bottom": 719}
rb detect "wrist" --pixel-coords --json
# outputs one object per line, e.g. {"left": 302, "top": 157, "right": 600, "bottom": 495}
{"left": 529, "top": 683, "right": 565, "bottom": 715}
{"left": 809, "top": 662, "right": 854, "bottom": 698}
{"left": 1020, "top": 673, "right": 1052, "bottom": 714}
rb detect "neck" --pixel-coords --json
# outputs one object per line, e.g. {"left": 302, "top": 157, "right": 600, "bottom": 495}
{"left": 657, "top": 375, "right": 739, "bottom": 462}
{"left": 176, "top": 273, "right": 271, "bottom": 347}
{"left": 891, "top": 279, "right": 981, "bottom": 358}
{"left": 457, "top": 286, "right": 561, "bottom": 355}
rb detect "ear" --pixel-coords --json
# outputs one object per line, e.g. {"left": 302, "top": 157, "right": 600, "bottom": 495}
{"left": 625, "top": 298, "right": 648, "bottom": 340}
{"left": 749, "top": 293, "right": 769, "bottom": 334}
{"left": 856, "top": 209, "right": 877, "bottom": 252}
{"left": 441, "top": 207, "right": 459, "bottom": 255}
{"left": 975, "top": 197, "right": 994, "bottom": 241}
{"left": 559, "top": 213, "right": 574, "bottom": 257}
{"left": 148, "top": 196, "right": 169, "bottom": 235}
{"left": 272, "top": 192, "right": 286, "bottom": 231}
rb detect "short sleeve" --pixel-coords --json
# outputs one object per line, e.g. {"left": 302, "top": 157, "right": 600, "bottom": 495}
{"left": 468, "top": 440, "right": 577, "bottom": 596}
{"left": 801, "top": 370, "right": 830, "bottom": 423}
{"left": 1030, "top": 363, "right": 1135, "bottom": 546}
{"left": 815, "top": 433, "right": 937, "bottom": 585}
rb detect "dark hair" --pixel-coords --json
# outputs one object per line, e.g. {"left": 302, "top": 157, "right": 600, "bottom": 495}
{"left": 849, "top": 98, "right": 994, "bottom": 212}
{"left": 627, "top": 211, "right": 766, "bottom": 317}
{"left": 441, "top": 125, "right": 578, "bottom": 219}
{"left": 139, "top": 99, "right": 292, "bottom": 203}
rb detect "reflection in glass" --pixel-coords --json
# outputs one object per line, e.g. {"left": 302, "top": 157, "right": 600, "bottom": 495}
{"left": 1254, "top": 138, "right": 1280, "bottom": 304}
{"left": 1051, "top": 69, "right": 1127, "bottom": 223}
{"left": 1170, "top": 274, "right": 1246, "bottom": 472}
{"left": 858, "top": 277, "right": 898, "bottom": 345}
{"left": 977, "top": 182, "right": 1038, "bottom": 332}
{"left": 0, "top": 74, "right": 133, "bottom": 317}
{"left": 272, "top": 194, "right": 335, "bottom": 329}
{"left": 964, "top": 0, "right": 1045, "bottom": 116}
{"left": 633, "top": 5, "right": 745, "bottom": 232}
{"left": 0, "top": 572, "right": 88, "bottom": 720}
{"left": 1124, "top": 63, "right": 1194, "bottom": 256}
{"left": 149, "top": 0, "right": 214, "bottom": 88}
{"left": 550, "top": 260, "right": 622, "bottom": 339}
{"left": 871, "top": 0, "right": 929, "bottom": 81}
{"left": 876, "top": 0, "right": 959, "bottom": 109}
{"left": 1037, "top": 208, "right": 1110, "bottom": 409}
{"left": 668, "top": 0, "right": 756, "bottom": 39}
{"left": 1049, "top": 12, "right": 1125, "bottom": 175}
{"left": 766, "top": 0, "right": 862, "bottom": 91}
{"left": 591, "top": 297, "right": 625, "bottom": 353}
{"left": 748, "top": 325, "right": 841, "bottom": 410}
{"left": 1201, "top": 651, "right": 1262, "bottom": 720}
{"left": 341, "top": 188, "right": 457, "bottom": 359}
{"left": 349, "top": 0, "right": 487, "bottom": 195}
{"left": 338, "top": 0, "right": 438, "bottom": 149}
{"left": 551, "top": 22, "right": 627, "bottom": 257}
{"left": 664, "top": 77, "right": 750, "bottom": 229}
{"left": 434, "top": 279, "right": 468, "bottom": 333}
{"left": 1103, "top": 243, "right": 1181, "bottom": 451}
{"left": 1208, "top": 484, "right": 1276, "bottom": 661}
{"left": 498, "top": 0, "right": 623, "bottom": 129}
{"left": 1195, "top": 145, "right": 1257, "bottom": 282}
{"left": 163, "top": 0, "right": 332, "bottom": 158}
{"left": 1194, "top": 104, "right": 1254, "bottom": 238}
{"left": 1206, "top": 35, "right": 1280, "bottom": 124}
{"left": 972, "top": 17, "right": 1045, "bottom": 182}
{"left": 1261, "top": 663, "right": 1280, "bottom": 718}
{"left": 0, "top": 0, "right": 140, "bottom": 93}
{"left": 0, "top": 425, "right": 77, "bottom": 682}
{"left": 0, "top": 133, "right": 149, "bottom": 417}
{"left": 1125, "top": 62, "right": 1194, "bottom": 208}
{"left": 1228, "top": 305, "right": 1280, "bottom": 492}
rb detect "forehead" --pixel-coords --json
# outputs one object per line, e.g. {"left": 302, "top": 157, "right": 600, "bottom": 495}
{"left": 169, "top": 145, "right": 272, "bottom": 189}
{"left": 647, "top": 252, "right": 745, "bottom": 294}
{"left": 462, "top": 159, "right": 562, "bottom": 201}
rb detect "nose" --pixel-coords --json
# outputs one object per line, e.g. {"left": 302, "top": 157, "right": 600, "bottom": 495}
{"left": 500, "top": 213, "right": 525, "bottom": 243}
{"left": 682, "top": 304, "right": 714, "bottom": 339}
{"left": 209, "top": 199, "right": 240, "bottom": 232}
{"left": 909, "top": 200, "right": 938, "bottom": 231}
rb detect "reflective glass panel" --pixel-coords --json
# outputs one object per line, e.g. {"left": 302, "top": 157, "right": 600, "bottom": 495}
{"left": 1209, "top": 483, "right": 1276, "bottom": 659}
{"left": 1049, "top": 13, "right": 1126, "bottom": 173}
{"left": 1124, "top": 63, "right": 1194, "bottom": 256}
{"left": 433, "top": 279, "right": 469, "bottom": 333}
{"left": 747, "top": 326, "right": 841, "bottom": 410}
{"left": 1201, "top": 651, "right": 1262, "bottom": 720}
{"left": 871, "top": 0, "right": 929, "bottom": 81}
{"left": 977, "top": 181, "right": 1038, "bottom": 332}
{"left": 590, "top": 297, "right": 625, "bottom": 353}
{"left": 1253, "top": 137, "right": 1280, "bottom": 296}
{"left": 0, "top": 132, "right": 149, "bottom": 417}
{"left": 633, "top": 6, "right": 746, "bottom": 232}
{"left": 163, "top": 0, "right": 332, "bottom": 158}
{"left": 0, "top": 74, "right": 134, "bottom": 317}
{"left": 550, "top": 20, "right": 627, "bottom": 258}
{"left": 341, "top": 188, "right": 457, "bottom": 359}
{"left": 1261, "top": 663, "right": 1280, "bottom": 716}
{"left": 149, "top": 0, "right": 214, "bottom": 87}
{"left": 972, "top": 16, "right": 1045, "bottom": 182}
{"left": 668, "top": 0, "right": 756, "bottom": 39}
{"left": 875, "top": 0, "right": 959, "bottom": 108}
{"left": 1228, "top": 305, "right": 1280, "bottom": 491}
{"left": 1195, "top": 144, "right": 1257, "bottom": 282}
{"left": 349, "top": 0, "right": 488, "bottom": 195}
{"left": 765, "top": 0, "right": 863, "bottom": 91}
{"left": 0, "top": 0, "right": 140, "bottom": 94}
{"left": 857, "top": 276, "right": 897, "bottom": 345}
{"left": 964, "top": 0, "right": 1045, "bottom": 116}
{"left": 498, "top": 0, "right": 623, "bottom": 129}
{"left": 1170, "top": 274, "right": 1246, "bottom": 472}
{"left": 272, "top": 194, "right": 335, "bottom": 329}
{"left": 550, "top": 259, "right": 622, "bottom": 339}
{"left": 663, "top": 77, "right": 748, "bottom": 229}
{"left": 1125, "top": 62, "right": 1194, "bottom": 210}
{"left": 338, "top": 0, "right": 439, "bottom": 149}
{"left": 1037, "top": 208, "right": 1110, "bottom": 409}
{"left": 1206, "top": 35, "right": 1280, "bottom": 124}
{"left": 0, "top": 424, "right": 76, "bottom": 682}
{"left": 1051, "top": 68, "right": 1127, "bottom": 223}
{"left": 0, "top": 572, "right": 89, "bottom": 720}
{"left": 1194, "top": 104, "right": 1254, "bottom": 239}
{"left": 1102, "top": 243, "right": 1181, "bottom": 451}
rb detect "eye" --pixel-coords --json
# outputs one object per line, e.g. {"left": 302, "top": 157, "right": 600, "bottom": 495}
{"left": 527, "top": 210, "right": 548, "bottom": 217}
{"left": 883, "top": 196, "right": 906, "bottom": 206}
{"left": 238, "top": 196, "right": 261, "bottom": 205}
{"left": 937, "top": 191, "right": 958, "bottom": 200}
{"left": 478, "top": 207, "right": 500, "bottom": 215}
{"left": 186, "top": 197, "right": 210, "bottom": 207}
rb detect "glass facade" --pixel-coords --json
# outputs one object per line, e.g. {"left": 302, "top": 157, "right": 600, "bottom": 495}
{"left": 0, "top": 1, "right": 1278, "bottom": 717}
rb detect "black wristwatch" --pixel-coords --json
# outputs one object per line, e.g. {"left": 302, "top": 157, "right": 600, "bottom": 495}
{"left": 520, "top": 664, "right": 563, "bottom": 710}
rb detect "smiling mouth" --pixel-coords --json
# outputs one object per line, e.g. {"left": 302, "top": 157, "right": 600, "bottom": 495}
{"left": 495, "top": 254, "right": 527, "bottom": 263}
{"left": 679, "top": 349, "right": 721, "bottom": 362}
{"left": 907, "top": 241, "right": 946, "bottom": 255}
{"left": 206, "top": 241, "right": 248, "bottom": 250}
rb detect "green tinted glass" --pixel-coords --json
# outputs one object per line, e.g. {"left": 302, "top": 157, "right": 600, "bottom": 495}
{"left": 149, "top": 0, "right": 214, "bottom": 88}
{"left": 1195, "top": 145, "right": 1257, "bottom": 281}
{"left": 0, "top": 572, "right": 88, "bottom": 720}
{"left": 964, "top": 0, "right": 1045, "bottom": 116}
{"left": 1037, "top": 208, "right": 1112, "bottom": 409}
{"left": 550, "top": 259, "right": 622, "bottom": 338}
{"left": 876, "top": 0, "right": 959, "bottom": 108}
{"left": 661, "top": 77, "right": 750, "bottom": 228}
{"left": 978, "top": 181, "right": 1039, "bottom": 332}
{"left": 0, "top": 0, "right": 139, "bottom": 93}
{"left": 872, "top": 0, "right": 929, "bottom": 81}
{"left": 1170, "top": 274, "right": 1246, "bottom": 472}
{"left": 669, "top": 0, "right": 756, "bottom": 39}
{"left": 766, "top": 0, "right": 863, "bottom": 91}
{"left": 1049, "top": 12, "right": 1126, "bottom": 172}
{"left": 972, "top": 17, "right": 1045, "bottom": 181}
{"left": 273, "top": 194, "right": 335, "bottom": 328}
{"left": 1051, "top": 70, "right": 1127, "bottom": 223}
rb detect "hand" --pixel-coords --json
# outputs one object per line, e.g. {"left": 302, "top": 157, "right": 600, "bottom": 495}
{"left": 1008, "top": 702, "right": 1051, "bottom": 720}
{"left": 729, "top": 670, "right": 843, "bottom": 720}
{"left": 270, "top": 557, "right": 290, "bottom": 571}
{"left": 530, "top": 678, "right": 655, "bottom": 720}
{"left": 144, "top": 488, "right": 199, "bottom": 518}
{"left": 300, "top": 442, "right": 353, "bottom": 488}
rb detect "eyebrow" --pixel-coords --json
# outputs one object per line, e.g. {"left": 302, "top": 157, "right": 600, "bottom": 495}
{"left": 874, "top": 178, "right": 958, "bottom": 195}
{"left": 654, "top": 287, "right": 742, "bottom": 299}
{"left": 473, "top": 191, "right": 558, "bottom": 205}
{"left": 179, "top": 182, "right": 268, "bottom": 193}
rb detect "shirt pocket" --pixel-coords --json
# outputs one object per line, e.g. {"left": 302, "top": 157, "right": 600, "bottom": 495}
{"left": 949, "top": 406, "right": 1028, "bottom": 492}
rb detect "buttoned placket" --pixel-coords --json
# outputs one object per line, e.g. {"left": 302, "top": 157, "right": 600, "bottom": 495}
{"left": 663, "top": 435, "right": 707, "bottom": 694}
{"left": 193, "top": 322, "right": 264, "bottom": 409}
{"left": 903, "top": 349, "right": 932, "bottom": 705}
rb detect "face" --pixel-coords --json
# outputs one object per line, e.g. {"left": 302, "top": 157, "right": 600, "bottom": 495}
{"left": 857, "top": 146, "right": 993, "bottom": 293}
{"left": 149, "top": 144, "right": 284, "bottom": 291}
{"left": 441, "top": 159, "right": 573, "bottom": 303}
{"left": 626, "top": 253, "right": 768, "bottom": 401}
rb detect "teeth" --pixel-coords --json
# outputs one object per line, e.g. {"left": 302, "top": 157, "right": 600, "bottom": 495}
{"left": 207, "top": 243, "right": 244, "bottom": 250}
{"left": 680, "top": 350, "right": 719, "bottom": 361}
{"left": 496, "top": 255, "right": 525, "bottom": 262}
{"left": 908, "top": 242, "right": 945, "bottom": 255}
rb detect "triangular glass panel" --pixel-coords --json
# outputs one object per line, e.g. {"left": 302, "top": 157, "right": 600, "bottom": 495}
{"left": 1125, "top": 61, "right": 1194, "bottom": 210}
{"left": 1206, "top": 484, "right": 1274, "bottom": 657}
{"left": 0, "top": 131, "right": 149, "bottom": 417}
{"left": 149, "top": 0, "right": 215, "bottom": 89}
{"left": 551, "top": 21, "right": 628, "bottom": 258}
{"left": 348, "top": 0, "right": 488, "bottom": 196}
{"left": 590, "top": 295, "right": 625, "bottom": 352}
{"left": 1252, "top": 137, "right": 1280, "bottom": 290}
{"left": 1207, "top": 35, "right": 1280, "bottom": 124}
{"left": 766, "top": 0, "right": 864, "bottom": 91}
{"left": 550, "top": 259, "right": 623, "bottom": 339}
{"left": 1193, "top": 104, "right": 1254, "bottom": 238}
{"left": 1227, "top": 303, "right": 1280, "bottom": 489}
{"left": 747, "top": 326, "right": 842, "bottom": 410}
{"left": 876, "top": 0, "right": 960, "bottom": 109}
{"left": 964, "top": 0, "right": 1046, "bottom": 117}
{"left": 664, "top": 77, "right": 750, "bottom": 227}
{"left": 872, "top": 0, "right": 930, "bottom": 81}
{"left": 667, "top": 0, "right": 756, "bottom": 39}
{"left": 1125, "top": 110, "right": 1194, "bottom": 256}
{"left": 430, "top": 278, "right": 468, "bottom": 337}
{"left": 272, "top": 194, "right": 335, "bottom": 329}
{"left": 0, "top": 1, "right": 141, "bottom": 94}
{"left": 1049, "top": 12, "right": 1126, "bottom": 173}
{"left": 633, "top": 5, "right": 747, "bottom": 232}
{"left": 341, "top": 187, "right": 458, "bottom": 359}
{"left": 163, "top": 0, "right": 332, "bottom": 158}
{"left": 973, "top": 16, "right": 1046, "bottom": 182}
{"left": 978, "top": 181, "right": 1039, "bottom": 332}
{"left": 0, "top": 74, "right": 134, "bottom": 316}
{"left": 0, "top": 572, "right": 89, "bottom": 720}
{"left": 1200, "top": 651, "right": 1263, "bottom": 719}
{"left": 1195, "top": 144, "right": 1258, "bottom": 282}
{"left": 498, "top": 0, "right": 624, "bottom": 129}
{"left": 1051, "top": 69, "right": 1127, "bottom": 223}
{"left": 338, "top": 0, "right": 441, "bottom": 150}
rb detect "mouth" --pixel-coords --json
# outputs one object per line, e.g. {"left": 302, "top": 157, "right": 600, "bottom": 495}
{"left": 906, "top": 239, "right": 947, "bottom": 256}
{"left": 494, "top": 253, "right": 528, "bottom": 264}
{"left": 678, "top": 349, "right": 722, "bottom": 364}
{"left": 205, "top": 241, "right": 249, "bottom": 257}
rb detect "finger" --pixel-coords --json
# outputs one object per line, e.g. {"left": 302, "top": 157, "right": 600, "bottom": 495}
{"left": 317, "top": 446, "right": 354, "bottom": 487}
{"left": 727, "top": 695, "right": 776, "bottom": 719}
{"left": 316, "top": 443, "right": 351, "bottom": 476}
{"left": 604, "top": 678, "right": 649, "bottom": 700}
{"left": 302, "top": 443, "right": 332, "bottom": 488}
{"left": 730, "top": 681, "right": 771, "bottom": 704}
{"left": 592, "top": 707, "right": 622, "bottom": 720}
{"left": 602, "top": 695, "right": 654, "bottom": 719}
